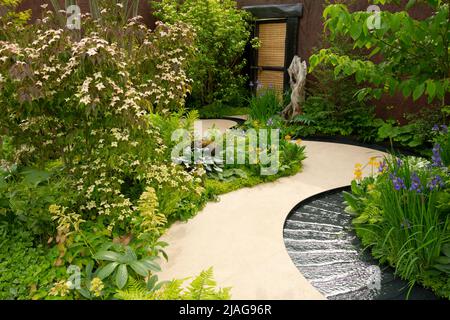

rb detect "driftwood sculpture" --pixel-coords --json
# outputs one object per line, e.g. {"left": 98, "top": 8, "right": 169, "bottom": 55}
{"left": 282, "top": 55, "right": 307, "bottom": 120}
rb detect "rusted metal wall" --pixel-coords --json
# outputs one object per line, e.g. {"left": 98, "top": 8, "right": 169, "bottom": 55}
{"left": 15, "top": 0, "right": 435, "bottom": 121}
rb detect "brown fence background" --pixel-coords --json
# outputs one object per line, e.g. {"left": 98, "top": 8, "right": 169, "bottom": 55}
{"left": 16, "top": 0, "right": 435, "bottom": 121}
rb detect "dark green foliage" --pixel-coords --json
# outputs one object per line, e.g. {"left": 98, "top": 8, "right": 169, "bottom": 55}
{"left": 291, "top": 96, "right": 381, "bottom": 142}
{"left": 0, "top": 231, "right": 63, "bottom": 300}
{"left": 152, "top": 0, "right": 252, "bottom": 108}
{"left": 248, "top": 88, "right": 285, "bottom": 125}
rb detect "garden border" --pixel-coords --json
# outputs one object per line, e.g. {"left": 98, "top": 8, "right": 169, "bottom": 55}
{"left": 222, "top": 116, "right": 422, "bottom": 157}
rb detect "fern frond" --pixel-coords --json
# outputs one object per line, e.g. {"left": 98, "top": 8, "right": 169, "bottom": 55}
{"left": 114, "top": 278, "right": 153, "bottom": 300}
{"left": 184, "top": 267, "right": 231, "bottom": 300}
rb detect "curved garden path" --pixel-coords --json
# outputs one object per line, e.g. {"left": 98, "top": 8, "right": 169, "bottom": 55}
{"left": 158, "top": 120, "right": 385, "bottom": 300}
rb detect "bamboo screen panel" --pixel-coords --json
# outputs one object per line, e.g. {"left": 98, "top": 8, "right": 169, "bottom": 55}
{"left": 257, "top": 22, "right": 286, "bottom": 67}
{"left": 258, "top": 23, "right": 286, "bottom": 67}
{"left": 257, "top": 70, "right": 284, "bottom": 93}
{"left": 257, "top": 22, "right": 286, "bottom": 94}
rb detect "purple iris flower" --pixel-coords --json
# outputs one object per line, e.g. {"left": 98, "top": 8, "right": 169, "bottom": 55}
{"left": 391, "top": 176, "right": 406, "bottom": 191}
{"left": 266, "top": 118, "right": 274, "bottom": 126}
{"left": 409, "top": 172, "right": 422, "bottom": 193}
{"left": 432, "top": 143, "right": 444, "bottom": 167}
{"left": 432, "top": 124, "right": 440, "bottom": 132}
{"left": 428, "top": 175, "right": 445, "bottom": 191}
{"left": 441, "top": 125, "right": 448, "bottom": 134}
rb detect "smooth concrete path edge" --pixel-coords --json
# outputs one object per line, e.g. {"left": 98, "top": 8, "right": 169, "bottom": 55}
{"left": 158, "top": 122, "right": 386, "bottom": 300}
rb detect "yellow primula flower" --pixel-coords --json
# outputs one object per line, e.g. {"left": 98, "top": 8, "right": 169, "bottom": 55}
{"left": 354, "top": 163, "right": 363, "bottom": 181}
{"left": 89, "top": 277, "right": 104, "bottom": 297}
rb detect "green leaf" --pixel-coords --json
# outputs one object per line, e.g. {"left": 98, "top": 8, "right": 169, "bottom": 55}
{"left": 20, "top": 168, "right": 51, "bottom": 187}
{"left": 309, "top": 55, "right": 319, "bottom": 70}
{"left": 435, "top": 256, "right": 450, "bottom": 265}
{"left": 120, "top": 246, "right": 137, "bottom": 264}
{"left": 97, "top": 262, "right": 119, "bottom": 280}
{"left": 434, "top": 264, "right": 450, "bottom": 274}
{"left": 77, "top": 288, "right": 91, "bottom": 299}
{"left": 93, "top": 250, "right": 122, "bottom": 262}
{"left": 115, "top": 264, "right": 128, "bottom": 289}
{"left": 426, "top": 80, "right": 436, "bottom": 101}
{"left": 141, "top": 258, "right": 161, "bottom": 272}
{"left": 405, "top": 0, "right": 417, "bottom": 10}
{"left": 349, "top": 22, "right": 362, "bottom": 40}
{"left": 442, "top": 244, "right": 450, "bottom": 258}
{"left": 146, "top": 275, "right": 158, "bottom": 290}
{"left": 129, "top": 261, "right": 150, "bottom": 277}
{"left": 412, "top": 83, "right": 425, "bottom": 101}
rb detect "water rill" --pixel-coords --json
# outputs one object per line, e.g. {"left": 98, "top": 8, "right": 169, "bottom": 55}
{"left": 283, "top": 188, "right": 437, "bottom": 300}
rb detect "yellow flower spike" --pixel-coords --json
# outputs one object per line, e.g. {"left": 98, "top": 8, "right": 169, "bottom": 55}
{"left": 368, "top": 156, "right": 379, "bottom": 168}
{"left": 354, "top": 163, "right": 363, "bottom": 181}
{"left": 285, "top": 135, "right": 292, "bottom": 141}
{"left": 295, "top": 139, "right": 302, "bottom": 145}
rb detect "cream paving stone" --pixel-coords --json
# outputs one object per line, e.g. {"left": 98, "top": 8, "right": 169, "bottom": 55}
{"left": 158, "top": 141, "right": 386, "bottom": 300}
{"left": 194, "top": 119, "right": 238, "bottom": 134}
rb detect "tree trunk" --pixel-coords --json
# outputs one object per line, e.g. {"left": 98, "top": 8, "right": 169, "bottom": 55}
{"left": 282, "top": 55, "right": 307, "bottom": 120}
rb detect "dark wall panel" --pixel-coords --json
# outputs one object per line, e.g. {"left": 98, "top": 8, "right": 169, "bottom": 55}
{"left": 17, "top": 0, "right": 155, "bottom": 27}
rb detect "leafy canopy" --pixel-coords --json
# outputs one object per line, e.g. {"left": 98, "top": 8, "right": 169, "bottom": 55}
{"left": 310, "top": 0, "right": 450, "bottom": 104}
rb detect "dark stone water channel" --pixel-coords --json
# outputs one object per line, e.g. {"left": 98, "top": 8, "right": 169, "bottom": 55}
{"left": 283, "top": 188, "right": 437, "bottom": 300}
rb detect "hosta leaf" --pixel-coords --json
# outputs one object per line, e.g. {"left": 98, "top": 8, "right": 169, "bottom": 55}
{"left": 115, "top": 264, "right": 128, "bottom": 289}
{"left": 141, "top": 258, "right": 161, "bottom": 272}
{"left": 119, "top": 247, "right": 137, "bottom": 264}
{"left": 129, "top": 261, "right": 150, "bottom": 277}
{"left": 97, "top": 262, "right": 119, "bottom": 280}
{"left": 93, "top": 250, "right": 122, "bottom": 262}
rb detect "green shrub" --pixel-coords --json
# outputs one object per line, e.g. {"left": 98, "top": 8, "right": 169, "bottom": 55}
{"left": 0, "top": 0, "right": 30, "bottom": 41}
{"left": 0, "top": 165, "right": 74, "bottom": 239}
{"left": 291, "top": 96, "right": 380, "bottom": 141}
{"left": 310, "top": 1, "right": 449, "bottom": 107}
{"left": 152, "top": 0, "right": 252, "bottom": 108}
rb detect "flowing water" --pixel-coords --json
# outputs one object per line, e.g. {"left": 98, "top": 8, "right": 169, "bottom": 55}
{"left": 283, "top": 189, "right": 437, "bottom": 300}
